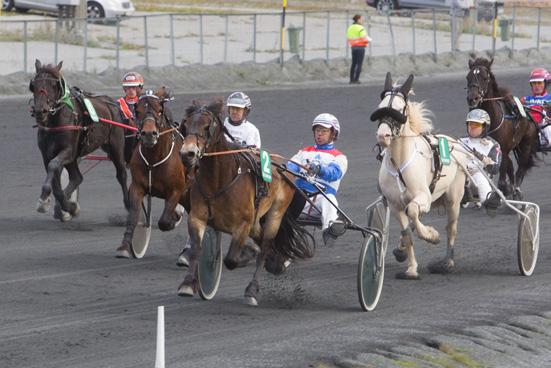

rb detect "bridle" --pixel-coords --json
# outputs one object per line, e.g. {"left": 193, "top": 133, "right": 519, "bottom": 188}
{"left": 137, "top": 93, "right": 178, "bottom": 145}
{"left": 182, "top": 106, "right": 222, "bottom": 159}
{"left": 467, "top": 65, "right": 490, "bottom": 108}
{"left": 371, "top": 88, "right": 410, "bottom": 139}
{"left": 29, "top": 73, "right": 70, "bottom": 117}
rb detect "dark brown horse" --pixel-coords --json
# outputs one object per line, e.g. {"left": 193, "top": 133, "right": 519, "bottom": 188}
{"left": 177, "top": 99, "right": 314, "bottom": 306}
{"left": 30, "top": 59, "right": 129, "bottom": 221}
{"left": 466, "top": 57, "right": 539, "bottom": 198}
{"left": 116, "top": 87, "right": 189, "bottom": 258}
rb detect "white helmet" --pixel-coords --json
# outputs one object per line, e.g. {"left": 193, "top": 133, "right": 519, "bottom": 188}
{"left": 466, "top": 109, "right": 490, "bottom": 126}
{"left": 312, "top": 113, "right": 341, "bottom": 139}
{"left": 227, "top": 91, "right": 252, "bottom": 111}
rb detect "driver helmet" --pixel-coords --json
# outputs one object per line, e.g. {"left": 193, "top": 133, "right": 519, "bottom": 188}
{"left": 312, "top": 113, "right": 341, "bottom": 140}
{"left": 122, "top": 71, "right": 144, "bottom": 89}
{"left": 529, "top": 67, "right": 548, "bottom": 87}
{"left": 227, "top": 91, "right": 252, "bottom": 112}
{"left": 466, "top": 109, "right": 490, "bottom": 137}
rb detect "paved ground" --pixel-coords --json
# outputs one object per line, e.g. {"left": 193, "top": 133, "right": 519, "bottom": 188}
{"left": 1, "top": 71, "right": 551, "bottom": 368}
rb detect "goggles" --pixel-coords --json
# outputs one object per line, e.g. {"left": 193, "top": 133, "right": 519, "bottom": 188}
{"left": 467, "top": 121, "right": 484, "bottom": 128}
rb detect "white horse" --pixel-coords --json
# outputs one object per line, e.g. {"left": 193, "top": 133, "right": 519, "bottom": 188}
{"left": 371, "top": 73, "right": 470, "bottom": 279}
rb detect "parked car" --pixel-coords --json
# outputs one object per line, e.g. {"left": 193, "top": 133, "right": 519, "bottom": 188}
{"left": 366, "top": 0, "right": 497, "bottom": 20}
{"left": 2, "top": 0, "right": 135, "bottom": 19}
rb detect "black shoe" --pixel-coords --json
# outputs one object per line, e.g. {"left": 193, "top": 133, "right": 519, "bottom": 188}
{"left": 323, "top": 220, "right": 346, "bottom": 246}
{"left": 484, "top": 192, "right": 501, "bottom": 210}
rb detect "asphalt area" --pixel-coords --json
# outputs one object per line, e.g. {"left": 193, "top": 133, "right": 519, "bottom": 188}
{"left": 1, "top": 71, "right": 551, "bottom": 368}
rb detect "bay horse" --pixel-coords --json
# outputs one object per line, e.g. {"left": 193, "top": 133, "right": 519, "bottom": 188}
{"left": 466, "top": 57, "right": 539, "bottom": 199}
{"left": 372, "top": 73, "right": 470, "bottom": 278}
{"left": 116, "top": 88, "right": 189, "bottom": 258}
{"left": 177, "top": 99, "right": 314, "bottom": 306}
{"left": 30, "top": 59, "right": 129, "bottom": 221}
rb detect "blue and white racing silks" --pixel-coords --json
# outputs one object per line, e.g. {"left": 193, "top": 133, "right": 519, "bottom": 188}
{"left": 286, "top": 143, "right": 348, "bottom": 195}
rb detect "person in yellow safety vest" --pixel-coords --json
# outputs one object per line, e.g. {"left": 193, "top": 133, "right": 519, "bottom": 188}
{"left": 346, "top": 14, "right": 371, "bottom": 84}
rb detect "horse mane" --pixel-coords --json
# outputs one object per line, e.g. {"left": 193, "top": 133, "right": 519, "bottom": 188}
{"left": 407, "top": 100, "right": 433, "bottom": 134}
{"left": 470, "top": 58, "right": 511, "bottom": 97}
{"left": 37, "top": 64, "right": 62, "bottom": 79}
{"left": 185, "top": 98, "right": 224, "bottom": 118}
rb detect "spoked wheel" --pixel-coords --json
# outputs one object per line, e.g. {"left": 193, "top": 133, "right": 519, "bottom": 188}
{"left": 357, "top": 234, "right": 384, "bottom": 311}
{"left": 358, "top": 198, "right": 390, "bottom": 311}
{"left": 197, "top": 226, "right": 223, "bottom": 300}
{"left": 130, "top": 196, "right": 152, "bottom": 259}
{"left": 517, "top": 205, "right": 539, "bottom": 276}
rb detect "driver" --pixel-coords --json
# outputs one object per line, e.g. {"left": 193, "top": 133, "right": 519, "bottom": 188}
{"left": 459, "top": 109, "right": 501, "bottom": 210}
{"left": 117, "top": 71, "right": 144, "bottom": 126}
{"left": 223, "top": 91, "right": 261, "bottom": 148}
{"left": 520, "top": 68, "right": 551, "bottom": 147}
{"left": 287, "top": 113, "right": 348, "bottom": 246}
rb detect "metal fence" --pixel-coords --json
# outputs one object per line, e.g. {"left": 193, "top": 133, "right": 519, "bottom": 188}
{"left": 0, "top": 6, "right": 549, "bottom": 75}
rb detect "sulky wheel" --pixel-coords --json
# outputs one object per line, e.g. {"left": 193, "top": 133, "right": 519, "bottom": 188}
{"left": 357, "top": 234, "right": 384, "bottom": 311}
{"left": 517, "top": 205, "right": 539, "bottom": 276}
{"left": 130, "top": 197, "right": 152, "bottom": 259}
{"left": 197, "top": 226, "right": 223, "bottom": 300}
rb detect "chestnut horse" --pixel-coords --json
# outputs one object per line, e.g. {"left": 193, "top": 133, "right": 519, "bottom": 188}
{"left": 177, "top": 99, "right": 314, "bottom": 306}
{"left": 466, "top": 57, "right": 538, "bottom": 198}
{"left": 30, "top": 59, "right": 129, "bottom": 221}
{"left": 116, "top": 88, "right": 189, "bottom": 258}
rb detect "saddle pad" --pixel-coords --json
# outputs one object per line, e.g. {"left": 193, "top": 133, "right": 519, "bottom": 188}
{"left": 83, "top": 98, "right": 99, "bottom": 123}
{"left": 513, "top": 96, "right": 527, "bottom": 118}
{"left": 438, "top": 137, "right": 451, "bottom": 166}
{"left": 260, "top": 149, "right": 272, "bottom": 183}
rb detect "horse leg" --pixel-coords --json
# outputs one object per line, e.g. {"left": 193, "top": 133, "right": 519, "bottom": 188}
{"left": 393, "top": 209, "right": 420, "bottom": 280}
{"left": 223, "top": 222, "right": 252, "bottom": 270}
{"left": 63, "top": 160, "right": 83, "bottom": 199}
{"left": 428, "top": 188, "right": 463, "bottom": 274}
{"left": 117, "top": 183, "right": 145, "bottom": 258}
{"left": 177, "top": 216, "right": 207, "bottom": 297}
{"left": 406, "top": 194, "right": 440, "bottom": 244}
{"left": 105, "top": 144, "right": 130, "bottom": 211}
{"left": 498, "top": 153, "right": 513, "bottom": 197}
{"left": 40, "top": 149, "right": 77, "bottom": 220}
{"left": 158, "top": 191, "right": 181, "bottom": 231}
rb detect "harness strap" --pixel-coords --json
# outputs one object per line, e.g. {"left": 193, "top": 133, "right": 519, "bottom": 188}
{"left": 138, "top": 141, "right": 175, "bottom": 195}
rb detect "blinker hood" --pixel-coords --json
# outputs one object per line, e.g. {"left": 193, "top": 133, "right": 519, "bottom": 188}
{"left": 370, "top": 107, "right": 407, "bottom": 124}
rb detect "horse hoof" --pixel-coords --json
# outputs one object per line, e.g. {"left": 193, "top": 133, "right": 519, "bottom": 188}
{"left": 69, "top": 201, "right": 80, "bottom": 217}
{"left": 177, "top": 284, "right": 194, "bottom": 297}
{"left": 115, "top": 244, "right": 132, "bottom": 259}
{"left": 395, "top": 271, "right": 421, "bottom": 280}
{"left": 54, "top": 208, "right": 72, "bottom": 222}
{"left": 245, "top": 296, "right": 258, "bottom": 307}
{"left": 36, "top": 197, "right": 51, "bottom": 213}
{"left": 176, "top": 249, "right": 190, "bottom": 268}
{"left": 393, "top": 248, "right": 408, "bottom": 263}
{"left": 428, "top": 260, "right": 455, "bottom": 274}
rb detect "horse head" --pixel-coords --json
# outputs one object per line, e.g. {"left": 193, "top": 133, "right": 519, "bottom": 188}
{"left": 29, "top": 59, "right": 66, "bottom": 124}
{"left": 466, "top": 57, "right": 494, "bottom": 108}
{"left": 135, "top": 87, "right": 173, "bottom": 147}
{"left": 179, "top": 98, "right": 224, "bottom": 168}
{"left": 370, "top": 72, "right": 414, "bottom": 147}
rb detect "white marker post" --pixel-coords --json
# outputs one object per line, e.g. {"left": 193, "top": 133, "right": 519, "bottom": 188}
{"left": 155, "top": 306, "right": 165, "bottom": 368}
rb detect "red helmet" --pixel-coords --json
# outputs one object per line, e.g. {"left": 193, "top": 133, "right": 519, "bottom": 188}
{"left": 121, "top": 72, "right": 144, "bottom": 88}
{"left": 529, "top": 67, "right": 548, "bottom": 83}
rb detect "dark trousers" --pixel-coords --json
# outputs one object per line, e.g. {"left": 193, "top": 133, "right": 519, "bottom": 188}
{"left": 350, "top": 46, "right": 365, "bottom": 83}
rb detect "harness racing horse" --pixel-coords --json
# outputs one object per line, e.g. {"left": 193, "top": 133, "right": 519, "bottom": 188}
{"left": 372, "top": 73, "right": 470, "bottom": 279}
{"left": 116, "top": 88, "right": 189, "bottom": 258}
{"left": 30, "top": 59, "right": 129, "bottom": 221}
{"left": 178, "top": 99, "right": 314, "bottom": 306}
{"left": 466, "top": 57, "right": 538, "bottom": 199}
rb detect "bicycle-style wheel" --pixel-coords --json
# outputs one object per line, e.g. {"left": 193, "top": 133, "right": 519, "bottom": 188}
{"left": 517, "top": 205, "right": 539, "bottom": 276}
{"left": 357, "top": 234, "right": 384, "bottom": 311}
{"left": 130, "top": 197, "right": 152, "bottom": 259}
{"left": 197, "top": 226, "right": 223, "bottom": 300}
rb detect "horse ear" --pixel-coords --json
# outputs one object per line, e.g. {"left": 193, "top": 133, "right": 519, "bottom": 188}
{"left": 401, "top": 74, "right": 414, "bottom": 96}
{"left": 55, "top": 61, "right": 63, "bottom": 72}
{"left": 488, "top": 58, "right": 493, "bottom": 67}
{"left": 35, "top": 59, "right": 42, "bottom": 72}
{"left": 384, "top": 72, "right": 392, "bottom": 92}
{"left": 468, "top": 58, "right": 474, "bottom": 69}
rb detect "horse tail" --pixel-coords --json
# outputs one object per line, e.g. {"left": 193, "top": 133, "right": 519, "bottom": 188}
{"left": 272, "top": 208, "right": 315, "bottom": 260}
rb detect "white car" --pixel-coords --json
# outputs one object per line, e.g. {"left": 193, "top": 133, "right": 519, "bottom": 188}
{"left": 2, "top": 0, "right": 135, "bottom": 19}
